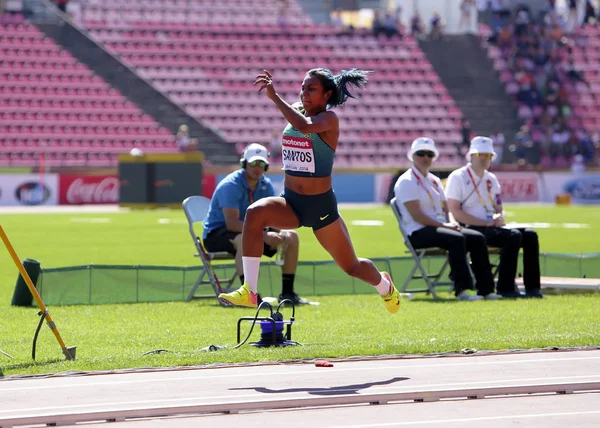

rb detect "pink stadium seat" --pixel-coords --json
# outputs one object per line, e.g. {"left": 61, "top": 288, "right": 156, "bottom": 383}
{"left": 0, "top": 17, "right": 173, "bottom": 167}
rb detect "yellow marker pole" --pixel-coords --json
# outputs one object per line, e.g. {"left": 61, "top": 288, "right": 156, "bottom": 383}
{"left": 0, "top": 225, "right": 75, "bottom": 360}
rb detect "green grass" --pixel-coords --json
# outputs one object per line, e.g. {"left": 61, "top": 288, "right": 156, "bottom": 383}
{"left": 1, "top": 204, "right": 599, "bottom": 377}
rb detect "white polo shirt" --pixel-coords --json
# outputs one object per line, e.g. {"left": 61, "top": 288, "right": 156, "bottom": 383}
{"left": 394, "top": 168, "right": 447, "bottom": 236}
{"left": 445, "top": 164, "right": 501, "bottom": 223}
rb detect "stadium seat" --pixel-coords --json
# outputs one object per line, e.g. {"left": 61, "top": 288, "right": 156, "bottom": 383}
{"left": 182, "top": 196, "right": 237, "bottom": 305}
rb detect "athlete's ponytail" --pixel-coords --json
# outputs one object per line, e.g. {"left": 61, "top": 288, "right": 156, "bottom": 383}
{"left": 306, "top": 68, "right": 371, "bottom": 108}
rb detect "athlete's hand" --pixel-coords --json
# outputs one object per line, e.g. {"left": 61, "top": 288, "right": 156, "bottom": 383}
{"left": 254, "top": 70, "right": 277, "bottom": 100}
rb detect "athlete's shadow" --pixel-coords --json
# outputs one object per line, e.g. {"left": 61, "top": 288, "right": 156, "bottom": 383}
{"left": 230, "top": 376, "right": 409, "bottom": 396}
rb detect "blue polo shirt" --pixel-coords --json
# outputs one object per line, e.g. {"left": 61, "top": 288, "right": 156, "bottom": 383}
{"left": 202, "top": 169, "right": 275, "bottom": 239}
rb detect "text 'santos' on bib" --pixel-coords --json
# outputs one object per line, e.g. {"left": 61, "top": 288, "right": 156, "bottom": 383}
{"left": 282, "top": 135, "right": 316, "bottom": 174}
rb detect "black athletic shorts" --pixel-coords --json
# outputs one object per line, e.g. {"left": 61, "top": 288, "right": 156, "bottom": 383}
{"left": 282, "top": 187, "right": 340, "bottom": 230}
{"left": 203, "top": 227, "right": 278, "bottom": 257}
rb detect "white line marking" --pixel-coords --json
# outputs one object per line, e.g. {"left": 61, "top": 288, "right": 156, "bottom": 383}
{"left": 69, "top": 217, "right": 111, "bottom": 223}
{"left": 1, "top": 373, "right": 599, "bottom": 407}
{"left": 326, "top": 410, "right": 600, "bottom": 427}
{"left": 1, "top": 376, "right": 599, "bottom": 415}
{"left": 562, "top": 223, "right": 591, "bottom": 229}
{"left": 1, "top": 355, "right": 599, "bottom": 392}
{"left": 157, "top": 218, "right": 187, "bottom": 224}
{"left": 350, "top": 220, "right": 384, "bottom": 227}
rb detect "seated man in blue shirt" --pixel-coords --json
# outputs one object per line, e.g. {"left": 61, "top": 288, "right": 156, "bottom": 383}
{"left": 203, "top": 143, "right": 308, "bottom": 305}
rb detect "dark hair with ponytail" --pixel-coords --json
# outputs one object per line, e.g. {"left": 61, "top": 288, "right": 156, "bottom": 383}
{"left": 306, "top": 68, "right": 371, "bottom": 108}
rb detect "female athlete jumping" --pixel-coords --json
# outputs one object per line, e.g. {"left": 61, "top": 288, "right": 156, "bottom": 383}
{"left": 219, "top": 68, "right": 400, "bottom": 313}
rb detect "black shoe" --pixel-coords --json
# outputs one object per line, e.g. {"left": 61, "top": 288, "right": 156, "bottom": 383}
{"left": 525, "top": 289, "right": 544, "bottom": 299}
{"left": 498, "top": 291, "right": 526, "bottom": 299}
{"left": 278, "top": 292, "right": 310, "bottom": 305}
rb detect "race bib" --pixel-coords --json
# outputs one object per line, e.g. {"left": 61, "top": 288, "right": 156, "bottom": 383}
{"left": 282, "top": 135, "right": 316, "bottom": 173}
{"left": 486, "top": 212, "right": 494, "bottom": 221}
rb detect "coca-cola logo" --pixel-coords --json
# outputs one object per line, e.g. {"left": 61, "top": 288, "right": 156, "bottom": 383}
{"left": 15, "top": 182, "right": 51, "bottom": 205}
{"left": 66, "top": 177, "right": 119, "bottom": 204}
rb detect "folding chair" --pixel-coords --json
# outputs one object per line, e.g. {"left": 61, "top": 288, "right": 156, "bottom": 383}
{"left": 182, "top": 196, "right": 238, "bottom": 304}
{"left": 390, "top": 197, "right": 453, "bottom": 300}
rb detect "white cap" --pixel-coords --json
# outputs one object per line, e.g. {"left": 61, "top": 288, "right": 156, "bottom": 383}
{"left": 466, "top": 136, "right": 496, "bottom": 161}
{"left": 407, "top": 137, "right": 439, "bottom": 162}
{"left": 243, "top": 143, "right": 269, "bottom": 164}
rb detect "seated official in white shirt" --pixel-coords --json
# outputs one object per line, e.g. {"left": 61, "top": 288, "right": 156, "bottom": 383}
{"left": 445, "top": 136, "right": 543, "bottom": 299}
{"left": 393, "top": 137, "right": 500, "bottom": 301}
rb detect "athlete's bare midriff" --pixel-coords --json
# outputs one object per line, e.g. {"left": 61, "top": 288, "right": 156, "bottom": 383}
{"left": 284, "top": 174, "right": 332, "bottom": 195}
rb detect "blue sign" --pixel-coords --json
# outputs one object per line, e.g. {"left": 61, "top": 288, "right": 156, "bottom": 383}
{"left": 564, "top": 175, "right": 600, "bottom": 204}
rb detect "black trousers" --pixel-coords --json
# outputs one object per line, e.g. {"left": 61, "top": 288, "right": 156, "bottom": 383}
{"left": 408, "top": 226, "right": 495, "bottom": 296}
{"left": 468, "top": 226, "right": 541, "bottom": 293}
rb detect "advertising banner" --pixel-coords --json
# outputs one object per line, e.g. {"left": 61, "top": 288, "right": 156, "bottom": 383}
{"left": 541, "top": 173, "right": 600, "bottom": 204}
{"left": 494, "top": 172, "right": 541, "bottom": 203}
{"left": 59, "top": 175, "right": 120, "bottom": 205}
{"left": 216, "top": 172, "right": 377, "bottom": 203}
{"left": 0, "top": 174, "right": 59, "bottom": 206}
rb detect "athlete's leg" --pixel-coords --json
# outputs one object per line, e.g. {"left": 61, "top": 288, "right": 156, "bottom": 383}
{"left": 313, "top": 217, "right": 400, "bottom": 313}
{"left": 313, "top": 217, "right": 379, "bottom": 284}
{"left": 219, "top": 197, "right": 300, "bottom": 307}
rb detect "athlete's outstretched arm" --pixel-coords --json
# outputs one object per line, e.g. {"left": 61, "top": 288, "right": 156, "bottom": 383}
{"left": 254, "top": 70, "right": 336, "bottom": 134}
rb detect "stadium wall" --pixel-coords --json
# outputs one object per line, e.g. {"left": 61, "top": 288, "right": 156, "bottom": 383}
{"left": 1, "top": 171, "right": 600, "bottom": 206}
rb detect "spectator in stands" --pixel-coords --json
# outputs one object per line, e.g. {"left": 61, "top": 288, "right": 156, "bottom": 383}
{"left": 176, "top": 124, "right": 197, "bottom": 152}
{"left": 269, "top": 127, "right": 282, "bottom": 163}
{"left": 202, "top": 143, "right": 308, "bottom": 305}
{"left": 331, "top": 8, "right": 351, "bottom": 36}
{"left": 496, "top": 22, "right": 513, "bottom": 50}
{"left": 576, "top": 128, "right": 596, "bottom": 161}
{"left": 56, "top": 0, "right": 69, "bottom": 14}
{"left": 394, "top": 137, "right": 500, "bottom": 301}
{"left": 429, "top": 12, "right": 444, "bottom": 40}
{"left": 515, "top": 125, "right": 535, "bottom": 162}
{"left": 564, "top": 59, "right": 589, "bottom": 86}
{"left": 513, "top": 5, "right": 530, "bottom": 37}
{"left": 490, "top": 130, "right": 505, "bottom": 165}
{"left": 382, "top": 10, "right": 401, "bottom": 38}
{"left": 459, "top": 0, "right": 476, "bottom": 33}
{"left": 460, "top": 118, "right": 472, "bottom": 153}
{"left": 219, "top": 68, "right": 401, "bottom": 311}
{"left": 410, "top": 11, "right": 424, "bottom": 39}
{"left": 582, "top": 1, "right": 596, "bottom": 27}
{"left": 566, "top": 0, "right": 579, "bottom": 33}
{"left": 446, "top": 136, "right": 543, "bottom": 298}
{"left": 372, "top": 10, "right": 386, "bottom": 38}
{"left": 571, "top": 153, "right": 586, "bottom": 174}
{"left": 550, "top": 122, "right": 571, "bottom": 160}
{"left": 277, "top": 0, "right": 289, "bottom": 30}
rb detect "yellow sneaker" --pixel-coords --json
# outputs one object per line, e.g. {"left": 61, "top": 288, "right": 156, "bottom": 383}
{"left": 218, "top": 283, "right": 258, "bottom": 308}
{"left": 380, "top": 272, "right": 400, "bottom": 314}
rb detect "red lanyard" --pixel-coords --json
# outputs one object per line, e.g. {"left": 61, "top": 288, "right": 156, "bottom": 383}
{"left": 412, "top": 168, "right": 443, "bottom": 209}
{"left": 247, "top": 189, "right": 254, "bottom": 204}
{"left": 466, "top": 168, "right": 494, "bottom": 210}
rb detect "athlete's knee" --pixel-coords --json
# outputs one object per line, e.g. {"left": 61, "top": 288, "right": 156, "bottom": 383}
{"left": 341, "top": 259, "right": 362, "bottom": 278}
{"left": 283, "top": 230, "right": 299, "bottom": 249}
{"left": 245, "top": 204, "right": 267, "bottom": 227}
